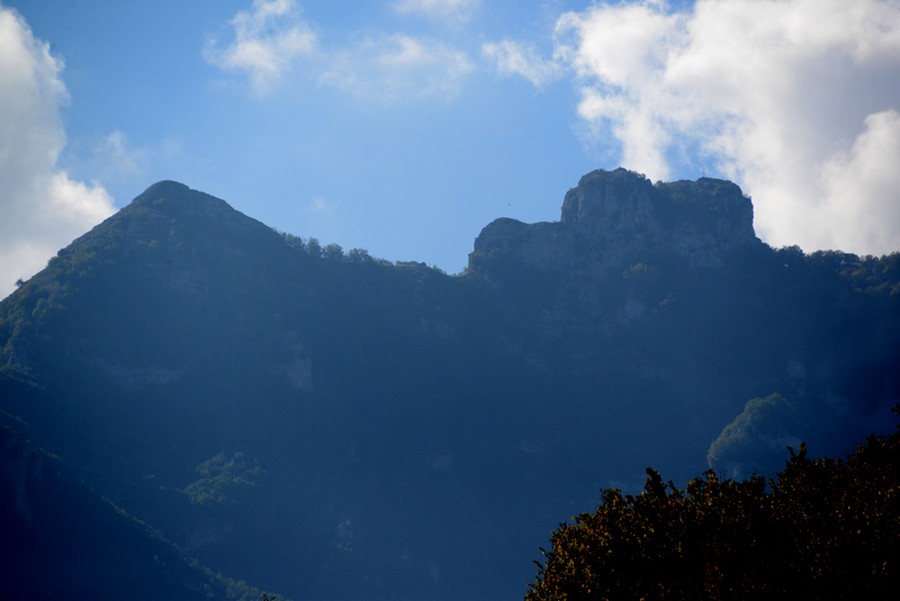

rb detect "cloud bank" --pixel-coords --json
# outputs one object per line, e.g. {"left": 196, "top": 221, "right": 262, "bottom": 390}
{"left": 0, "top": 7, "right": 115, "bottom": 299}
{"left": 555, "top": 0, "right": 900, "bottom": 255}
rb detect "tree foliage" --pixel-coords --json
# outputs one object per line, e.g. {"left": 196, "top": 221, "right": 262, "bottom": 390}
{"left": 706, "top": 393, "right": 806, "bottom": 479}
{"left": 527, "top": 423, "right": 899, "bottom": 600}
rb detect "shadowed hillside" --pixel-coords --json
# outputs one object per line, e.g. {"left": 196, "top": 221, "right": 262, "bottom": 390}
{"left": 1, "top": 169, "right": 897, "bottom": 600}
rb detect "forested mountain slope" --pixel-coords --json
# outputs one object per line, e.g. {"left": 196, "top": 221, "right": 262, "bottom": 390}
{"left": 1, "top": 169, "right": 897, "bottom": 600}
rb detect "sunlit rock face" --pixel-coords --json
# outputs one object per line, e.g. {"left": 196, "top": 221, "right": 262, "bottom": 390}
{"left": 471, "top": 168, "right": 759, "bottom": 273}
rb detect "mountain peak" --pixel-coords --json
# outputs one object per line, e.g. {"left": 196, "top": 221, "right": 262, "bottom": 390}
{"left": 127, "top": 180, "right": 232, "bottom": 217}
{"left": 111, "top": 180, "right": 278, "bottom": 246}
{"left": 559, "top": 167, "right": 656, "bottom": 228}
{"left": 139, "top": 179, "right": 191, "bottom": 196}
{"left": 17, "top": 180, "right": 291, "bottom": 308}
{"left": 470, "top": 168, "right": 759, "bottom": 273}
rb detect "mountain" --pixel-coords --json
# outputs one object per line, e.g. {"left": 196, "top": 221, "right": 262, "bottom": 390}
{"left": 1, "top": 169, "right": 898, "bottom": 600}
{"left": 0, "top": 426, "right": 267, "bottom": 601}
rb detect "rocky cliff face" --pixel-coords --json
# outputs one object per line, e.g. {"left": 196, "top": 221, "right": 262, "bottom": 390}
{"left": 470, "top": 168, "right": 759, "bottom": 273}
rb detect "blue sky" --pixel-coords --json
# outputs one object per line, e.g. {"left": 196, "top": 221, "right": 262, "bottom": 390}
{"left": 2, "top": 0, "right": 899, "bottom": 297}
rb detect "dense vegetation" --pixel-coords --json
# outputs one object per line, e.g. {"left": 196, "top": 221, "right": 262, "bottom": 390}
{"left": 527, "top": 417, "right": 899, "bottom": 600}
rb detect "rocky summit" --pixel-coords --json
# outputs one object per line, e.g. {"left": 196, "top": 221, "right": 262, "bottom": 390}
{"left": 1, "top": 168, "right": 898, "bottom": 601}
{"left": 471, "top": 168, "right": 758, "bottom": 274}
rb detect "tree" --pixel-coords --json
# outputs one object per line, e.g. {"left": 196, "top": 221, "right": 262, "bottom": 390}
{"left": 323, "top": 243, "right": 344, "bottom": 260}
{"left": 526, "top": 420, "right": 899, "bottom": 600}
{"left": 348, "top": 248, "right": 372, "bottom": 263}
{"left": 706, "top": 393, "right": 806, "bottom": 479}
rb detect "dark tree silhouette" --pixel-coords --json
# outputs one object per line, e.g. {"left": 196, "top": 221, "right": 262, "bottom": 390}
{"left": 527, "top": 418, "right": 900, "bottom": 600}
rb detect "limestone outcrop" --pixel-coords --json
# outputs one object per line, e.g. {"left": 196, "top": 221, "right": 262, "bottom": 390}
{"left": 470, "top": 168, "right": 760, "bottom": 273}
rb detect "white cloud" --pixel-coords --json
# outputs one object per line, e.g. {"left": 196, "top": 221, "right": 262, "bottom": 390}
{"left": 204, "top": 0, "right": 318, "bottom": 95}
{"left": 207, "top": 1, "right": 473, "bottom": 104}
{"left": 818, "top": 110, "right": 900, "bottom": 256}
{"left": 482, "top": 39, "right": 561, "bottom": 88}
{"left": 0, "top": 7, "right": 115, "bottom": 299}
{"left": 554, "top": 0, "right": 900, "bottom": 256}
{"left": 93, "top": 129, "right": 146, "bottom": 182}
{"left": 319, "top": 34, "right": 473, "bottom": 103}
{"left": 392, "top": 0, "right": 480, "bottom": 24}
